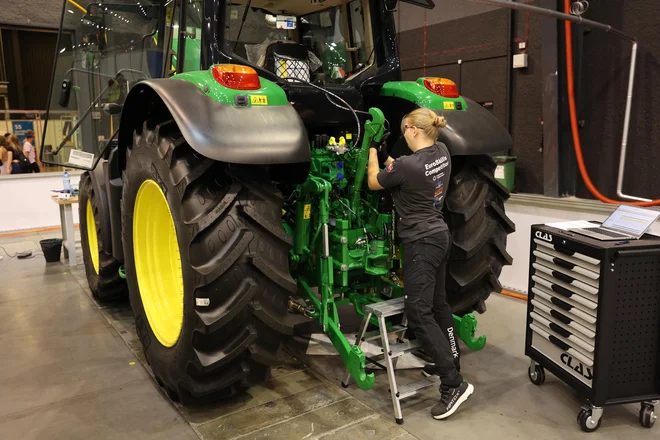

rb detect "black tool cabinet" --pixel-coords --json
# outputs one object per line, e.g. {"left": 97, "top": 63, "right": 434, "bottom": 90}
{"left": 525, "top": 224, "right": 660, "bottom": 432}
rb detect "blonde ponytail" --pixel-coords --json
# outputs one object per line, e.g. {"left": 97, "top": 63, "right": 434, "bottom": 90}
{"left": 433, "top": 115, "right": 447, "bottom": 129}
{"left": 401, "top": 108, "right": 447, "bottom": 140}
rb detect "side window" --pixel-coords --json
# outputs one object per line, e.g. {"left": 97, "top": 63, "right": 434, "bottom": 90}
{"left": 42, "top": 0, "right": 166, "bottom": 170}
{"left": 167, "top": 0, "right": 202, "bottom": 76}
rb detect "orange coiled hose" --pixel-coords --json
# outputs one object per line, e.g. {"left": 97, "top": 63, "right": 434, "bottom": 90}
{"left": 563, "top": 0, "right": 660, "bottom": 206}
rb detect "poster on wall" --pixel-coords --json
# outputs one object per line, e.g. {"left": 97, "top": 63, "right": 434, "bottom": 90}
{"left": 13, "top": 121, "right": 35, "bottom": 144}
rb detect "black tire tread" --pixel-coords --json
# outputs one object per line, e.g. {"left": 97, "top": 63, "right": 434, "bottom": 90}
{"left": 123, "top": 121, "right": 306, "bottom": 404}
{"left": 79, "top": 172, "right": 127, "bottom": 302}
{"left": 444, "top": 155, "right": 514, "bottom": 315}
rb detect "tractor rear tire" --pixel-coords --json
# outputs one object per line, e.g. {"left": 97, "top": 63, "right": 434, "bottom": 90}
{"left": 78, "top": 172, "right": 127, "bottom": 301}
{"left": 444, "top": 155, "right": 515, "bottom": 315}
{"left": 122, "top": 120, "right": 306, "bottom": 404}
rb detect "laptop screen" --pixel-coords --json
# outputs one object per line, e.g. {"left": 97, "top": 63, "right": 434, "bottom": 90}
{"left": 602, "top": 205, "right": 660, "bottom": 236}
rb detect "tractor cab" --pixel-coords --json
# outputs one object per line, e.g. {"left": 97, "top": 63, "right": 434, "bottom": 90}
{"left": 41, "top": 0, "right": 434, "bottom": 170}
{"left": 224, "top": 1, "right": 377, "bottom": 85}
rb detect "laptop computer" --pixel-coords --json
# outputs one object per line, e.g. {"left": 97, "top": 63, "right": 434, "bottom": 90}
{"left": 569, "top": 205, "right": 660, "bottom": 241}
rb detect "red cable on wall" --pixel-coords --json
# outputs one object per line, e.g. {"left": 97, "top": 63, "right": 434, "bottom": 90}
{"left": 563, "top": 0, "right": 660, "bottom": 206}
{"left": 423, "top": 8, "right": 427, "bottom": 76}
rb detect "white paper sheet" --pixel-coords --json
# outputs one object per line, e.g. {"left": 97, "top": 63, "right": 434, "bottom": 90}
{"left": 545, "top": 220, "right": 601, "bottom": 231}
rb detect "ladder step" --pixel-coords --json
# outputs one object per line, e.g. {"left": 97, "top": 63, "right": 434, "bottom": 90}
{"left": 389, "top": 340, "right": 423, "bottom": 358}
{"left": 362, "top": 325, "right": 408, "bottom": 342}
{"left": 364, "top": 297, "right": 405, "bottom": 317}
{"left": 397, "top": 376, "right": 439, "bottom": 400}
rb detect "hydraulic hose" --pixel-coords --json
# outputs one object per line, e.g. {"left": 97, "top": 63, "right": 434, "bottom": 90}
{"left": 563, "top": 0, "right": 660, "bottom": 206}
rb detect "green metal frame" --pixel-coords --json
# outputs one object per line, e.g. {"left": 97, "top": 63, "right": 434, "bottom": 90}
{"left": 288, "top": 107, "right": 486, "bottom": 391}
{"left": 174, "top": 68, "right": 289, "bottom": 107}
{"left": 379, "top": 78, "right": 469, "bottom": 109}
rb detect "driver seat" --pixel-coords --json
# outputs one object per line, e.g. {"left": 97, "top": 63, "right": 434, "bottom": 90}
{"left": 264, "top": 42, "right": 311, "bottom": 82}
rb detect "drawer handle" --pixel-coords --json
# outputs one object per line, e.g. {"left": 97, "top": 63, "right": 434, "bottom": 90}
{"left": 549, "top": 322, "right": 571, "bottom": 338}
{"left": 550, "top": 310, "right": 572, "bottom": 325}
{"left": 614, "top": 248, "right": 660, "bottom": 258}
{"left": 552, "top": 270, "right": 575, "bottom": 284}
{"left": 551, "top": 283, "right": 574, "bottom": 298}
{"left": 549, "top": 335, "right": 570, "bottom": 351}
{"left": 553, "top": 245, "right": 575, "bottom": 257}
{"left": 553, "top": 257, "right": 576, "bottom": 270}
{"left": 550, "top": 296, "right": 572, "bottom": 311}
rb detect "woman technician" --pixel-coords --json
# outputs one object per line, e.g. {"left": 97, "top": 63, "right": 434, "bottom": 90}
{"left": 367, "top": 108, "right": 474, "bottom": 420}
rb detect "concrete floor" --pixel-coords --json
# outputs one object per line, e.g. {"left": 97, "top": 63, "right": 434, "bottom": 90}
{"left": 0, "top": 230, "right": 657, "bottom": 439}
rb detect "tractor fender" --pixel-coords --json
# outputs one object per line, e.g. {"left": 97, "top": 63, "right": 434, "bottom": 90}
{"left": 118, "top": 79, "right": 310, "bottom": 166}
{"left": 434, "top": 98, "right": 513, "bottom": 155}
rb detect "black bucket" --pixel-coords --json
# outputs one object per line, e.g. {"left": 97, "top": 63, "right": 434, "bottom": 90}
{"left": 40, "top": 238, "right": 63, "bottom": 263}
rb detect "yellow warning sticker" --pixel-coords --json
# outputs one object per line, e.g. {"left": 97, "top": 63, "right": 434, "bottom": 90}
{"left": 250, "top": 95, "right": 268, "bottom": 106}
{"left": 346, "top": 133, "right": 352, "bottom": 140}
{"left": 303, "top": 204, "right": 312, "bottom": 219}
{"left": 443, "top": 101, "right": 455, "bottom": 110}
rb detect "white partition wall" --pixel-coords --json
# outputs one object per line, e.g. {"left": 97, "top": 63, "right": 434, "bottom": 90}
{"left": 0, "top": 172, "right": 82, "bottom": 232}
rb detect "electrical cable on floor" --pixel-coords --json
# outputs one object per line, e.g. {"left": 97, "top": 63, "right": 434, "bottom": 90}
{"left": 563, "top": 0, "right": 660, "bottom": 207}
{"left": 0, "top": 245, "right": 43, "bottom": 260}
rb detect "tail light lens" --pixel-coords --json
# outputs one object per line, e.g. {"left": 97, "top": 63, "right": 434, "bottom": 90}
{"left": 423, "top": 78, "right": 459, "bottom": 98}
{"left": 212, "top": 64, "right": 261, "bottom": 90}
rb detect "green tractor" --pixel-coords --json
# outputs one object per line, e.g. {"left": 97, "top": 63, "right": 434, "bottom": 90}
{"left": 43, "top": 0, "right": 514, "bottom": 403}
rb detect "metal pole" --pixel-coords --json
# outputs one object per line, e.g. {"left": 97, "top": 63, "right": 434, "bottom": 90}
{"left": 615, "top": 43, "right": 647, "bottom": 201}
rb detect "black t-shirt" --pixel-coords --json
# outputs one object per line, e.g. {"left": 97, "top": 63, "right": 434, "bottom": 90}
{"left": 376, "top": 142, "right": 451, "bottom": 243}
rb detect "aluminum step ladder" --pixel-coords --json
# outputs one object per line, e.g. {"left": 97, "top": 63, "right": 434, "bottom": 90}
{"left": 341, "top": 297, "right": 439, "bottom": 424}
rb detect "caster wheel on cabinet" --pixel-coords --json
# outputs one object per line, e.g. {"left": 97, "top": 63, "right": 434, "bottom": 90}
{"left": 528, "top": 365, "right": 545, "bottom": 386}
{"left": 578, "top": 408, "right": 602, "bottom": 433}
{"left": 639, "top": 404, "right": 656, "bottom": 428}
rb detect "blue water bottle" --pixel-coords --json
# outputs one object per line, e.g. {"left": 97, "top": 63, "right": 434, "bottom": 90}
{"left": 63, "top": 171, "right": 71, "bottom": 194}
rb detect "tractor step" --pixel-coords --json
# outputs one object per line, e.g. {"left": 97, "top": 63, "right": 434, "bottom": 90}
{"left": 343, "top": 297, "right": 424, "bottom": 424}
{"left": 362, "top": 325, "right": 407, "bottom": 342}
{"left": 364, "top": 297, "right": 405, "bottom": 318}
{"left": 389, "top": 340, "right": 423, "bottom": 358}
{"left": 396, "top": 376, "right": 439, "bottom": 400}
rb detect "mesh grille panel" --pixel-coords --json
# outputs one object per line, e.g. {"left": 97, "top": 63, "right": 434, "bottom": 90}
{"left": 274, "top": 55, "right": 310, "bottom": 81}
{"left": 608, "top": 256, "right": 660, "bottom": 398}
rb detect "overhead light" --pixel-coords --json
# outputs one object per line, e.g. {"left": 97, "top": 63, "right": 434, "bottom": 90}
{"left": 67, "top": 9, "right": 74, "bottom": 14}
{"left": 60, "top": 47, "right": 66, "bottom": 53}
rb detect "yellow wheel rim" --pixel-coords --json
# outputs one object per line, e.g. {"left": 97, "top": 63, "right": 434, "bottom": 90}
{"left": 133, "top": 180, "right": 184, "bottom": 348}
{"left": 86, "top": 200, "right": 99, "bottom": 274}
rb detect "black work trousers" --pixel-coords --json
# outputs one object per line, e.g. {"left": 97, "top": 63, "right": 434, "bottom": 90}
{"left": 403, "top": 230, "right": 462, "bottom": 388}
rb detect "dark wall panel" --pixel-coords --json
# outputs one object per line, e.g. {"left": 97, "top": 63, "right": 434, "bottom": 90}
{"left": 397, "top": 1, "right": 498, "bottom": 32}
{"left": 397, "top": 4, "right": 546, "bottom": 195}
{"left": 398, "top": 9, "right": 509, "bottom": 71}
{"left": 1, "top": 29, "right": 57, "bottom": 110}
{"left": 20, "top": 31, "right": 58, "bottom": 110}
{"left": 575, "top": 0, "right": 660, "bottom": 201}
{"left": 510, "top": 10, "right": 543, "bottom": 194}
{"left": 461, "top": 57, "right": 508, "bottom": 127}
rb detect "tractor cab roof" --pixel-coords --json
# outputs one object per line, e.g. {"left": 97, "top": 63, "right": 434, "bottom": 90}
{"left": 230, "top": 0, "right": 359, "bottom": 16}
